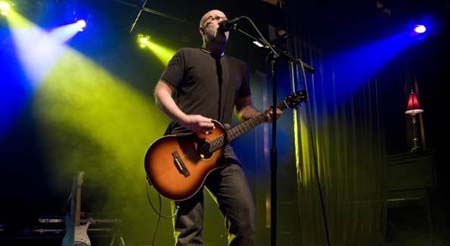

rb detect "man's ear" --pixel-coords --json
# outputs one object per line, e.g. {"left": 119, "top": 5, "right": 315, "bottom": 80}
{"left": 199, "top": 27, "right": 204, "bottom": 35}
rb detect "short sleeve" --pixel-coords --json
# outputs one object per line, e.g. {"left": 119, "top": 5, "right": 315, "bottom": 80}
{"left": 159, "top": 49, "right": 185, "bottom": 88}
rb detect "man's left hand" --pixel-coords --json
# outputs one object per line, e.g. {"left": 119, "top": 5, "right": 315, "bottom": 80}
{"left": 264, "top": 107, "right": 283, "bottom": 122}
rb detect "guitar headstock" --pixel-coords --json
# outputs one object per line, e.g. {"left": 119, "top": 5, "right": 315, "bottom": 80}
{"left": 77, "top": 172, "right": 85, "bottom": 187}
{"left": 284, "top": 90, "right": 307, "bottom": 109}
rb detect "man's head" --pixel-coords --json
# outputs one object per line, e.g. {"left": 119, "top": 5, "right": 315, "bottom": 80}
{"left": 199, "top": 9, "right": 229, "bottom": 48}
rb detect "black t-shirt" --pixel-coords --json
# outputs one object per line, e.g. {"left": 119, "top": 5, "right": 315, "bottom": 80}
{"left": 160, "top": 47, "right": 251, "bottom": 135}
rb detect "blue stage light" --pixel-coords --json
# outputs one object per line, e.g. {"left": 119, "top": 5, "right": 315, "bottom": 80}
{"left": 413, "top": 24, "right": 426, "bottom": 34}
{"left": 76, "top": 19, "right": 86, "bottom": 32}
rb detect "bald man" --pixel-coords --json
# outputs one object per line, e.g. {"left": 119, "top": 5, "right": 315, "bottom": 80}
{"left": 154, "top": 9, "right": 266, "bottom": 245}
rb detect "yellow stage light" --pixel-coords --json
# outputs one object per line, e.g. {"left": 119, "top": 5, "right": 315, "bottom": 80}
{"left": 137, "top": 33, "right": 150, "bottom": 48}
{"left": 0, "top": 1, "right": 11, "bottom": 16}
{"left": 137, "top": 33, "right": 175, "bottom": 65}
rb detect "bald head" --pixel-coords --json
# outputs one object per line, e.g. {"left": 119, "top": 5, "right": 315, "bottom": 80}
{"left": 199, "top": 9, "right": 227, "bottom": 29}
{"left": 198, "top": 9, "right": 229, "bottom": 53}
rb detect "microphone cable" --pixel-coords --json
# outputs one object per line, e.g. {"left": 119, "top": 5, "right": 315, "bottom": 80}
{"left": 145, "top": 180, "right": 179, "bottom": 246}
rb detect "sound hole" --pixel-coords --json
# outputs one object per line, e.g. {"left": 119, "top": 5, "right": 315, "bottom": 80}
{"left": 197, "top": 140, "right": 212, "bottom": 159}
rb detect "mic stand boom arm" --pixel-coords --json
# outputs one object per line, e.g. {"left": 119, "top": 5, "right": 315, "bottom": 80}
{"left": 233, "top": 25, "right": 314, "bottom": 73}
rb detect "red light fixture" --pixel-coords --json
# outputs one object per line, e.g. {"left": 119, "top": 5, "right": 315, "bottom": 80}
{"left": 405, "top": 90, "right": 423, "bottom": 115}
{"left": 405, "top": 89, "right": 423, "bottom": 152}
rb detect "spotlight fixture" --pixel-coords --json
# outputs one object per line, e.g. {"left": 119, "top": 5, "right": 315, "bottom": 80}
{"left": 135, "top": 33, "right": 175, "bottom": 64}
{"left": 0, "top": 1, "right": 11, "bottom": 16}
{"left": 76, "top": 19, "right": 87, "bottom": 32}
{"left": 413, "top": 24, "right": 426, "bottom": 34}
{"left": 137, "top": 33, "right": 150, "bottom": 48}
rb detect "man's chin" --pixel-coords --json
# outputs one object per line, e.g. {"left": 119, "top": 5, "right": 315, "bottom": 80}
{"left": 213, "top": 35, "right": 228, "bottom": 45}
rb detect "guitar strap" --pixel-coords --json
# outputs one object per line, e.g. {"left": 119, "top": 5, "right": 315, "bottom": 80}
{"left": 214, "top": 54, "right": 223, "bottom": 122}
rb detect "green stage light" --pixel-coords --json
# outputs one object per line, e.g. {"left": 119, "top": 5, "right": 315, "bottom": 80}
{"left": 137, "top": 33, "right": 175, "bottom": 65}
{"left": 0, "top": 1, "right": 11, "bottom": 16}
{"left": 137, "top": 33, "right": 150, "bottom": 48}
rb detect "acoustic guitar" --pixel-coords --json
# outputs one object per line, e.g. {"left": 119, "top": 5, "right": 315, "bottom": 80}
{"left": 144, "top": 91, "right": 306, "bottom": 201}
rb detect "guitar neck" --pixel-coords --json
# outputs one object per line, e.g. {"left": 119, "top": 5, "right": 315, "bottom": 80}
{"left": 227, "top": 113, "right": 267, "bottom": 142}
{"left": 74, "top": 185, "right": 81, "bottom": 226}
{"left": 228, "top": 100, "right": 289, "bottom": 142}
{"left": 208, "top": 101, "right": 289, "bottom": 152}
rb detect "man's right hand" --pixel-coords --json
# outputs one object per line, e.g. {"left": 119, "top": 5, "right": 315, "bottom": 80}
{"left": 181, "top": 114, "right": 215, "bottom": 135}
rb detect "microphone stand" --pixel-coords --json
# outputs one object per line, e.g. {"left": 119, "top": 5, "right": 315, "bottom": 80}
{"left": 233, "top": 22, "right": 314, "bottom": 246}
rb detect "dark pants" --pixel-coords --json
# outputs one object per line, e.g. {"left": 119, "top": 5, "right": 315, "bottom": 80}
{"left": 174, "top": 162, "right": 256, "bottom": 246}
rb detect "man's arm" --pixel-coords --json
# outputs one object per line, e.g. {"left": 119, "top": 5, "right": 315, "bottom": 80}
{"left": 235, "top": 95, "right": 283, "bottom": 122}
{"left": 235, "top": 96, "right": 260, "bottom": 121}
{"left": 154, "top": 81, "right": 215, "bottom": 133}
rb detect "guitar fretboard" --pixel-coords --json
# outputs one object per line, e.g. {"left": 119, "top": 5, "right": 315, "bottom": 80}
{"left": 208, "top": 101, "right": 290, "bottom": 153}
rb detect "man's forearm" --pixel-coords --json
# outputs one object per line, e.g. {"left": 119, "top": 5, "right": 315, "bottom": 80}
{"left": 154, "top": 81, "right": 188, "bottom": 123}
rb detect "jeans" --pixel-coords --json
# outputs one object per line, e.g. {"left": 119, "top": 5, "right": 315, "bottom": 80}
{"left": 174, "top": 161, "right": 256, "bottom": 246}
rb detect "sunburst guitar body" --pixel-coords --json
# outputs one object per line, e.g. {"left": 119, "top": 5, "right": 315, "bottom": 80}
{"left": 145, "top": 121, "right": 226, "bottom": 201}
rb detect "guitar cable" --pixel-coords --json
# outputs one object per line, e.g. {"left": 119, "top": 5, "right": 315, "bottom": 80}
{"left": 145, "top": 181, "right": 180, "bottom": 245}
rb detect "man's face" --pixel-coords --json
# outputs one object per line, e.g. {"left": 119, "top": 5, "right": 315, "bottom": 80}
{"left": 199, "top": 10, "right": 229, "bottom": 45}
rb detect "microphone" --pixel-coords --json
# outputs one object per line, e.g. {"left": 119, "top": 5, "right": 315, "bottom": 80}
{"left": 218, "top": 17, "right": 243, "bottom": 32}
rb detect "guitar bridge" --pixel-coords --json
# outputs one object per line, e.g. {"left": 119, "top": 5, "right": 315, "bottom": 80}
{"left": 171, "top": 151, "right": 190, "bottom": 177}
